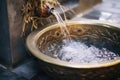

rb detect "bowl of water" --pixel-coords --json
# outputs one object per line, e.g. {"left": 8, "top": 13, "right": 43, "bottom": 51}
{"left": 26, "top": 21, "right": 120, "bottom": 80}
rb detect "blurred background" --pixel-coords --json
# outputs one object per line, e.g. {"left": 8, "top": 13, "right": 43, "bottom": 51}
{"left": 0, "top": 0, "right": 120, "bottom": 80}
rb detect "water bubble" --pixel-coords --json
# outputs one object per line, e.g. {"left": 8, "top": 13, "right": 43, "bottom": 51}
{"left": 42, "top": 39, "right": 119, "bottom": 63}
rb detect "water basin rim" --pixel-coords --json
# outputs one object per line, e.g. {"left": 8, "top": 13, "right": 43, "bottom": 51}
{"left": 26, "top": 21, "right": 120, "bottom": 69}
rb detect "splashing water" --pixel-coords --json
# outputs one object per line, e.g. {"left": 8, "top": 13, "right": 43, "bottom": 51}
{"left": 42, "top": 39, "right": 119, "bottom": 63}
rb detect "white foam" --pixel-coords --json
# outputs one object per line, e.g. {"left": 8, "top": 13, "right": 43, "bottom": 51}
{"left": 54, "top": 40, "right": 119, "bottom": 63}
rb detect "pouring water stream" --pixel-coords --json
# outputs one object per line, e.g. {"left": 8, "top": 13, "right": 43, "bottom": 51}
{"left": 51, "top": 9, "right": 71, "bottom": 42}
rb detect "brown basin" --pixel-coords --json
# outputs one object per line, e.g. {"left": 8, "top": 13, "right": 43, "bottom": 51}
{"left": 26, "top": 21, "right": 120, "bottom": 80}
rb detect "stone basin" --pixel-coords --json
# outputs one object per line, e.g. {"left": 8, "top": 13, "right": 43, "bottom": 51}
{"left": 26, "top": 21, "right": 120, "bottom": 80}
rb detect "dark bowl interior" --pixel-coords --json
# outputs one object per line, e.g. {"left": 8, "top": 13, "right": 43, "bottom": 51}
{"left": 37, "top": 23, "right": 120, "bottom": 63}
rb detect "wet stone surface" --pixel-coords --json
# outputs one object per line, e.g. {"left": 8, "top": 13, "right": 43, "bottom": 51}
{"left": 80, "top": 0, "right": 120, "bottom": 24}
{"left": 0, "top": 67, "right": 27, "bottom": 80}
